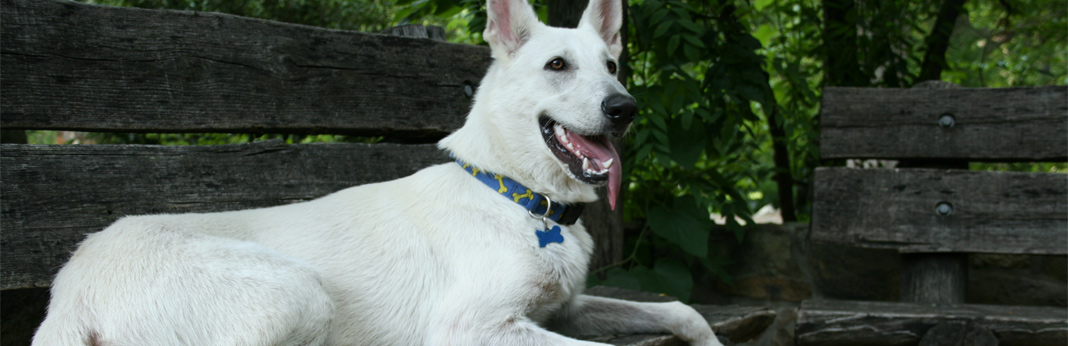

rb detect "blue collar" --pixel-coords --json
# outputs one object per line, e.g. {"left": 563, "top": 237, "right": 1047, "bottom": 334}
{"left": 457, "top": 160, "right": 584, "bottom": 226}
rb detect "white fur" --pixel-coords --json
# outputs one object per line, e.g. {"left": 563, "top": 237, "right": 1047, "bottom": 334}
{"left": 33, "top": 0, "right": 723, "bottom": 345}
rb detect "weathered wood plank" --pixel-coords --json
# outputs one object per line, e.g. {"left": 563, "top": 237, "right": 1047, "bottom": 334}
{"left": 900, "top": 253, "right": 966, "bottom": 304}
{"left": 0, "top": 0, "right": 490, "bottom": 138}
{"left": 820, "top": 86, "right": 1068, "bottom": 161}
{"left": 0, "top": 141, "right": 450, "bottom": 289}
{"left": 796, "top": 299, "right": 1068, "bottom": 346}
{"left": 810, "top": 167, "right": 1067, "bottom": 254}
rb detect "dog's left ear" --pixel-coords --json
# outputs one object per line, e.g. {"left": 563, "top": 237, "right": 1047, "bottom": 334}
{"left": 578, "top": 0, "right": 624, "bottom": 58}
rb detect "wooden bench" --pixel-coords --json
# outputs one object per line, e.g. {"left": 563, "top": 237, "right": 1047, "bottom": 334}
{"left": 796, "top": 83, "right": 1068, "bottom": 345}
{"left": 0, "top": 0, "right": 771, "bottom": 344}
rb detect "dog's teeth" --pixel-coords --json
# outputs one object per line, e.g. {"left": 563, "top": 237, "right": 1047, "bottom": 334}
{"left": 566, "top": 143, "right": 575, "bottom": 151}
{"left": 582, "top": 157, "right": 590, "bottom": 171}
{"left": 603, "top": 158, "right": 614, "bottom": 169}
{"left": 555, "top": 126, "right": 570, "bottom": 144}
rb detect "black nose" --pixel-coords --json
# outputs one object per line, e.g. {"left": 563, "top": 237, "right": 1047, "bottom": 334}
{"left": 601, "top": 94, "right": 637, "bottom": 125}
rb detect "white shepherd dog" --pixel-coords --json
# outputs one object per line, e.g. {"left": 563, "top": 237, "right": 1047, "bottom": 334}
{"left": 33, "top": 0, "right": 723, "bottom": 345}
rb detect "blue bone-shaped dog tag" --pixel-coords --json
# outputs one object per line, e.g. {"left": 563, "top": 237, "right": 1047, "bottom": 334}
{"left": 536, "top": 225, "right": 564, "bottom": 248}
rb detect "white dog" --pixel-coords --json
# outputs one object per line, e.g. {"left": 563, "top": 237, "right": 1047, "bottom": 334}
{"left": 33, "top": 0, "right": 723, "bottom": 345}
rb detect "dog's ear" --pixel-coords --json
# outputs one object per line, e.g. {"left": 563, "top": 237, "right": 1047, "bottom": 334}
{"left": 483, "top": 0, "right": 539, "bottom": 59}
{"left": 578, "top": 0, "right": 624, "bottom": 58}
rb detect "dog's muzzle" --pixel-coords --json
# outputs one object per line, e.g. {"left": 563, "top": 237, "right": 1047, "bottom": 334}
{"left": 538, "top": 93, "right": 637, "bottom": 210}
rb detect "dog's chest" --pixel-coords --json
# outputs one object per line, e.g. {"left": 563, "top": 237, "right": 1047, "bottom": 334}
{"left": 519, "top": 221, "right": 592, "bottom": 319}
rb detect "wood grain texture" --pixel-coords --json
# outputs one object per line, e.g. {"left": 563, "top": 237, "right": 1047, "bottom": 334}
{"left": 796, "top": 299, "right": 1068, "bottom": 346}
{"left": 820, "top": 86, "right": 1068, "bottom": 161}
{"left": 810, "top": 167, "right": 1067, "bottom": 254}
{"left": 900, "top": 253, "right": 966, "bottom": 304}
{"left": 0, "top": 0, "right": 490, "bottom": 138}
{"left": 0, "top": 141, "right": 450, "bottom": 289}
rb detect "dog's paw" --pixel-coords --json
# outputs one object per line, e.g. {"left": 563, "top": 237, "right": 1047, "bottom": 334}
{"left": 690, "top": 335, "right": 728, "bottom": 346}
{"left": 662, "top": 301, "right": 723, "bottom": 346}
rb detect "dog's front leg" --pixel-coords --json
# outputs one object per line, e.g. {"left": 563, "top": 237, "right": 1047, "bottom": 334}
{"left": 547, "top": 294, "right": 724, "bottom": 346}
{"left": 430, "top": 316, "right": 614, "bottom": 346}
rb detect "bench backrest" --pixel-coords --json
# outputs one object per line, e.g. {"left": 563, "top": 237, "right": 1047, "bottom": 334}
{"left": 0, "top": 0, "right": 491, "bottom": 289}
{"left": 810, "top": 85, "right": 1068, "bottom": 255}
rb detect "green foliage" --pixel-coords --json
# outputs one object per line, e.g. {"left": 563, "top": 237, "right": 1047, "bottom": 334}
{"left": 944, "top": 0, "right": 1068, "bottom": 86}
{"left": 392, "top": 0, "right": 487, "bottom": 44}
{"left": 601, "top": 0, "right": 819, "bottom": 301}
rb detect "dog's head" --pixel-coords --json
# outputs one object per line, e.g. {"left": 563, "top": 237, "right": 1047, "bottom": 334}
{"left": 440, "top": 0, "right": 635, "bottom": 209}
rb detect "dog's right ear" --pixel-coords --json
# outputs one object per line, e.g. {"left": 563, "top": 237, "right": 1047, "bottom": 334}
{"left": 483, "top": 0, "right": 539, "bottom": 59}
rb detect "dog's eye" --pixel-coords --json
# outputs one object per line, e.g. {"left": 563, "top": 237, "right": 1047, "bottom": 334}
{"left": 546, "top": 57, "right": 567, "bottom": 71}
{"left": 607, "top": 61, "right": 617, "bottom": 74}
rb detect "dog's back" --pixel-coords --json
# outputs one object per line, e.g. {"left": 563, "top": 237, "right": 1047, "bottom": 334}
{"left": 35, "top": 211, "right": 336, "bottom": 345}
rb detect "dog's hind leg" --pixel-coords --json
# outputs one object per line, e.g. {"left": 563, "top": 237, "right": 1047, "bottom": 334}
{"left": 546, "top": 294, "right": 725, "bottom": 346}
{"left": 33, "top": 217, "right": 334, "bottom": 346}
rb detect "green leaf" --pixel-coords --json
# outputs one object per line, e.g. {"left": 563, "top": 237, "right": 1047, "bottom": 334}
{"left": 651, "top": 128, "right": 669, "bottom": 146}
{"left": 650, "top": 8, "right": 670, "bottom": 24}
{"left": 677, "top": 18, "right": 702, "bottom": 34}
{"left": 647, "top": 198, "right": 711, "bottom": 257}
{"left": 599, "top": 268, "right": 641, "bottom": 290}
{"left": 653, "top": 258, "right": 693, "bottom": 302}
{"left": 683, "top": 44, "right": 700, "bottom": 63}
{"left": 599, "top": 260, "right": 694, "bottom": 302}
{"left": 754, "top": 0, "right": 774, "bottom": 11}
{"left": 735, "top": 84, "right": 765, "bottom": 104}
{"left": 681, "top": 110, "right": 693, "bottom": 129}
{"left": 753, "top": 24, "right": 775, "bottom": 49}
{"left": 653, "top": 21, "right": 673, "bottom": 39}
{"left": 683, "top": 34, "right": 706, "bottom": 48}
{"left": 667, "top": 35, "right": 681, "bottom": 54}
{"left": 636, "top": 144, "right": 653, "bottom": 161}
{"left": 635, "top": 127, "right": 651, "bottom": 146}
{"left": 649, "top": 113, "right": 668, "bottom": 131}
{"left": 667, "top": 118, "right": 706, "bottom": 169}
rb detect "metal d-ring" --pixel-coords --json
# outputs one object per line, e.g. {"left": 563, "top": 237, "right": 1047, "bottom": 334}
{"left": 528, "top": 195, "right": 554, "bottom": 221}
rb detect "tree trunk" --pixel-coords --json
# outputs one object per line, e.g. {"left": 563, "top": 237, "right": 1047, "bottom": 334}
{"left": 918, "top": 0, "right": 969, "bottom": 82}
{"left": 547, "top": 0, "right": 588, "bottom": 28}
{"left": 822, "top": 0, "right": 867, "bottom": 87}
{"left": 766, "top": 106, "right": 797, "bottom": 222}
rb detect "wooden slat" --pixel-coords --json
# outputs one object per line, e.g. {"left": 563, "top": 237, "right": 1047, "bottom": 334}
{"left": 0, "top": 0, "right": 490, "bottom": 138}
{"left": 796, "top": 299, "right": 1068, "bottom": 346}
{"left": 810, "top": 167, "right": 1067, "bottom": 254}
{"left": 0, "top": 141, "right": 449, "bottom": 289}
{"left": 820, "top": 86, "right": 1068, "bottom": 161}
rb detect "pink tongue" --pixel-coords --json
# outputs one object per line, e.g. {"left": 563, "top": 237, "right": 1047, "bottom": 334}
{"left": 570, "top": 133, "right": 623, "bottom": 210}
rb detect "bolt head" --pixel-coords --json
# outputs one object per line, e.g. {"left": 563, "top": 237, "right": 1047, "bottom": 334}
{"left": 463, "top": 83, "right": 474, "bottom": 98}
{"left": 939, "top": 114, "right": 956, "bottom": 128}
{"left": 936, "top": 202, "right": 953, "bottom": 216}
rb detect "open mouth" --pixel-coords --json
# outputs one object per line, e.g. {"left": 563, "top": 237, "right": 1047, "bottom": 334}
{"left": 539, "top": 115, "right": 623, "bottom": 209}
